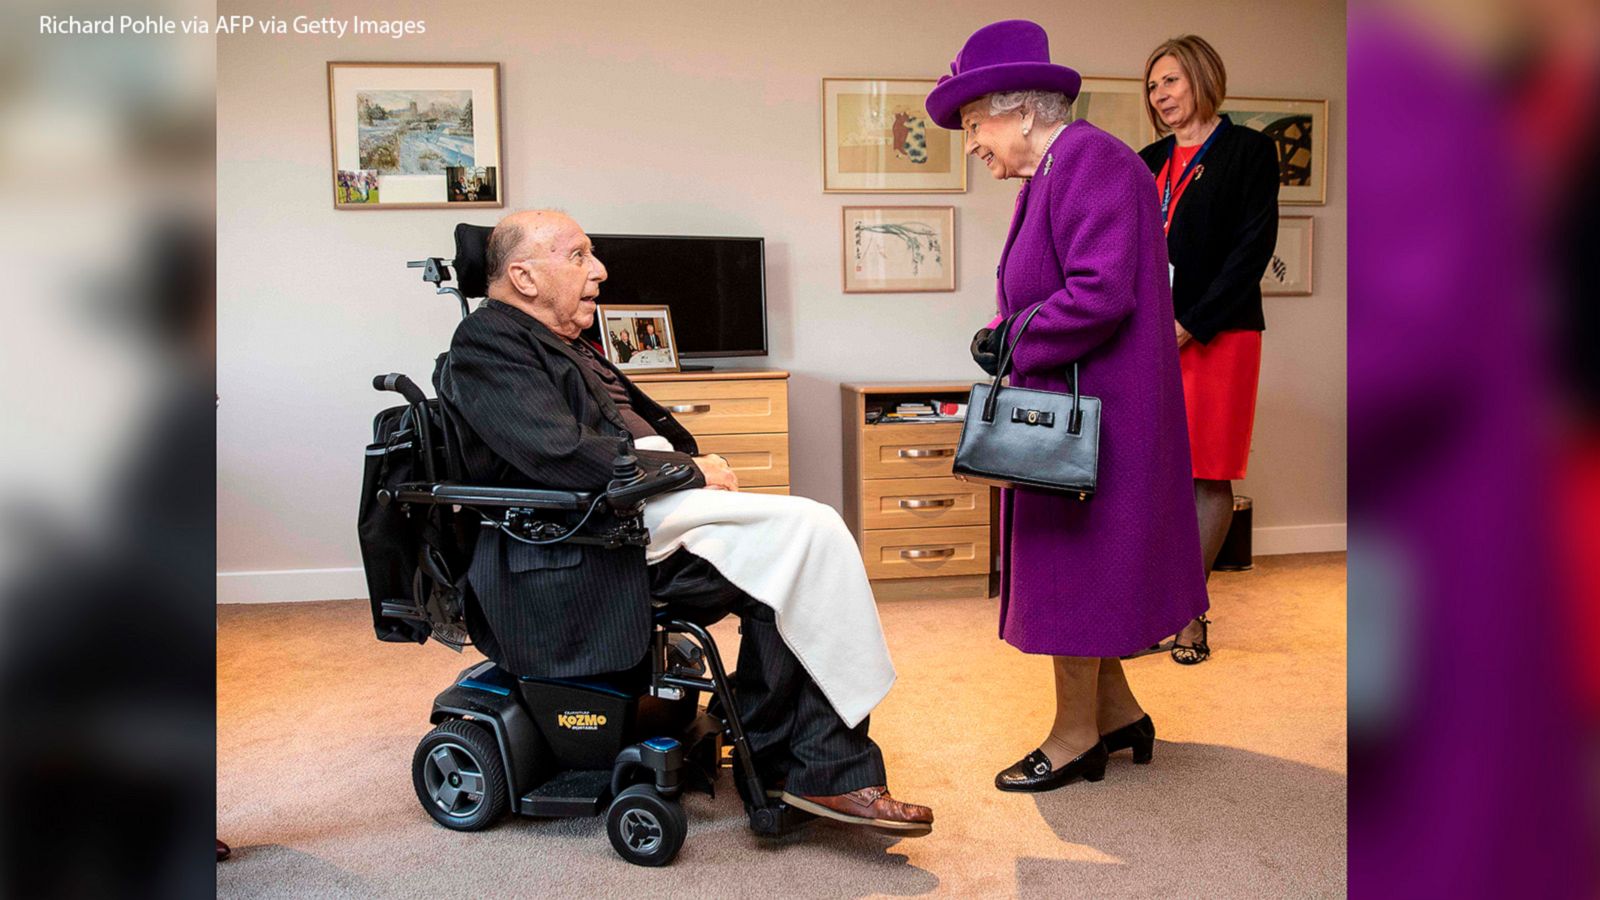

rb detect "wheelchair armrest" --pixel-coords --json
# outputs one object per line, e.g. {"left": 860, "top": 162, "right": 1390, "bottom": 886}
{"left": 604, "top": 461, "right": 698, "bottom": 511}
{"left": 393, "top": 482, "right": 594, "bottom": 511}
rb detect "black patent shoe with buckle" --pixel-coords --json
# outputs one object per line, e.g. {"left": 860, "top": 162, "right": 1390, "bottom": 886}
{"left": 995, "top": 741, "right": 1109, "bottom": 792}
{"left": 1171, "top": 615, "right": 1212, "bottom": 665}
{"left": 1100, "top": 714, "right": 1155, "bottom": 764}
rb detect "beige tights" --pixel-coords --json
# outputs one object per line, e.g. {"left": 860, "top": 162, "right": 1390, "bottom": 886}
{"left": 1038, "top": 656, "right": 1147, "bottom": 768}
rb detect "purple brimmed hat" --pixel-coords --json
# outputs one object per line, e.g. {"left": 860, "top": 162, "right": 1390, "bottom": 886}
{"left": 924, "top": 19, "right": 1082, "bottom": 131}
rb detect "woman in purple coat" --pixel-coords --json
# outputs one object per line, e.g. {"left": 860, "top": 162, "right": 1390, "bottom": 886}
{"left": 927, "top": 20, "right": 1208, "bottom": 791}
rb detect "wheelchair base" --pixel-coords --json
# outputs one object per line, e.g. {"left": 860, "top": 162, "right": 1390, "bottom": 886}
{"left": 518, "top": 769, "right": 611, "bottom": 817}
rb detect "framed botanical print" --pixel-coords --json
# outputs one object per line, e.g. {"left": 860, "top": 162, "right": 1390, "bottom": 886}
{"left": 1262, "top": 216, "right": 1314, "bottom": 296}
{"left": 1072, "top": 77, "right": 1158, "bottom": 152}
{"left": 598, "top": 305, "right": 680, "bottom": 374}
{"left": 841, "top": 206, "right": 956, "bottom": 293}
{"left": 327, "top": 62, "right": 503, "bottom": 209}
{"left": 1220, "top": 96, "right": 1329, "bottom": 205}
{"left": 822, "top": 78, "right": 966, "bottom": 192}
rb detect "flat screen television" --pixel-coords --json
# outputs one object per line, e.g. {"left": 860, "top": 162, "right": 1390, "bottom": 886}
{"left": 582, "top": 234, "right": 767, "bottom": 361}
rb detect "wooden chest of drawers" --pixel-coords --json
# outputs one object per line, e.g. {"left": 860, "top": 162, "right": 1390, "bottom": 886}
{"left": 635, "top": 369, "right": 790, "bottom": 495}
{"left": 842, "top": 382, "right": 994, "bottom": 601}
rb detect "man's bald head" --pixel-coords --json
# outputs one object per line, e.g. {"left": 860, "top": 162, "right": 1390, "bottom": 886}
{"left": 485, "top": 209, "right": 575, "bottom": 291}
{"left": 482, "top": 209, "right": 606, "bottom": 340}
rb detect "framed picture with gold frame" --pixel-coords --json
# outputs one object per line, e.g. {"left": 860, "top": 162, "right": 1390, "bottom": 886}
{"left": 841, "top": 205, "right": 956, "bottom": 293}
{"left": 1219, "top": 96, "right": 1329, "bottom": 205}
{"left": 1072, "top": 76, "right": 1158, "bottom": 152}
{"left": 327, "top": 61, "right": 504, "bottom": 210}
{"left": 597, "top": 304, "right": 680, "bottom": 374}
{"left": 822, "top": 77, "right": 966, "bottom": 193}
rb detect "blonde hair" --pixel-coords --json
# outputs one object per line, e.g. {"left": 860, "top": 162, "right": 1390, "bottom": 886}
{"left": 1143, "top": 35, "right": 1227, "bottom": 136}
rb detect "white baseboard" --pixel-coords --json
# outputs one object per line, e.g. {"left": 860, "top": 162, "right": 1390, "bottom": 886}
{"left": 217, "top": 524, "right": 1347, "bottom": 604}
{"left": 1253, "top": 523, "right": 1346, "bottom": 556}
{"left": 217, "top": 567, "right": 367, "bottom": 604}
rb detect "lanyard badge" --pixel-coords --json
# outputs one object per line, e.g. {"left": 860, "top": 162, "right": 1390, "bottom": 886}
{"left": 1160, "top": 117, "right": 1229, "bottom": 225}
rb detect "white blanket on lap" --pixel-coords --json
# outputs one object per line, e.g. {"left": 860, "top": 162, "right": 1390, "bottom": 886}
{"left": 640, "top": 482, "right": 895, "bottom": 729}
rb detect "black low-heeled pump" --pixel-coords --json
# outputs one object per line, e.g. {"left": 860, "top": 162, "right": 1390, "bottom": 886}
{"left": 995, "top": 741, "right": 1109, "bottom": 792}
{"left": 1100, "top": 714, "right": 1156, "bottom": 764}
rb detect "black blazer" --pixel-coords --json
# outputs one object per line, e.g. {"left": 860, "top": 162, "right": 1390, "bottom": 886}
{"left": 433, "top": 300, "right": 705, "bottom": 678}
{"left": 1139, "top": 117, "right": 1279, "bottom": 344}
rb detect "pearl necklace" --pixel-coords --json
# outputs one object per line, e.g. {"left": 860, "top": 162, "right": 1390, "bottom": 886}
{"left": 1038, "top": 122, "right": 1069, "bottom": 176}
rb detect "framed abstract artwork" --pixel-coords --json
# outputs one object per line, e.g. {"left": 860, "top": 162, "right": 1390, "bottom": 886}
{"left": 327, "top": 62, "right": 503, "bottom": 209}
{"left": 598, "top": 305, "right": 680, "bottom": 374}
{"left": 1262, "top": 216, "right": 1314, "bottom": 296}
{"left": 841, "top": 206, "right": 956, "bottom": 293}
{"left": 1072, "top": 77, "right": 1158, "bottom": 152}
{"left": 1220, "top": 96, "right": 1329, "bottom": 205}
{"left": 822, "top": 78, "right": 966, "bottom": 192}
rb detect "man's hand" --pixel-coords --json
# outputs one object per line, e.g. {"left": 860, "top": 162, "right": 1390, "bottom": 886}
{"left": 1175, "top": 320, "right": 1194, "bottom": 349}
{"left": 694, "top": 454, "right": 739, "bottom": 491}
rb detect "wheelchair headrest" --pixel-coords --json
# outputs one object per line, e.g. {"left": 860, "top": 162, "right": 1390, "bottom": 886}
{"left": 453, "top": 223, "right": 495, "bottom": 299}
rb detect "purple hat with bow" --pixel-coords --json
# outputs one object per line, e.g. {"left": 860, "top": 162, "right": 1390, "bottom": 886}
{"left": 924, "top": 20, "right": 1083, "bottom": 131}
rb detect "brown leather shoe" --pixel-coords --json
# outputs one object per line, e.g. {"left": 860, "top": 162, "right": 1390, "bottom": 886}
{"left": 779, "top": 786, "right": 933, "bottom": 836}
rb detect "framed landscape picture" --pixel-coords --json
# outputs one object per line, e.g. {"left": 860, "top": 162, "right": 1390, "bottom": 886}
{"left": 841, "top": 206, "right": 956, "bottom": 293}
{"left": 1262, "top": 216, "right": 1314, "bottom": 296}
{"left": 1221, "top": 96, "right": 1329, "bottom": 205}
{"left": 598, "top": 305, "right": 680, "bottom": 374}
{"left": 822, "top": 78, "right": 966, "bottom": 193}
{"left": 1072, "top": 77, "right": 1157, "bottom": 152}
{"left": 327, "top": 62, "right": 503, "bottom": 209}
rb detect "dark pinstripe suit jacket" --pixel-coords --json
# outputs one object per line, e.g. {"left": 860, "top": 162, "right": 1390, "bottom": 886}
{"left": 433, "top": 300, "right": 705, "bottom": 677}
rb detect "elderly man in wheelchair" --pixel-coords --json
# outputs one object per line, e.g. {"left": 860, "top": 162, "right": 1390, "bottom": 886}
{"left": 359, "top": 210, "right": 932, "bottom": 866}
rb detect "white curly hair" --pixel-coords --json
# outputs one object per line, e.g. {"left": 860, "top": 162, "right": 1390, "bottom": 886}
{"left": 987, "top": 90, "right": 1074, "bottom": 126}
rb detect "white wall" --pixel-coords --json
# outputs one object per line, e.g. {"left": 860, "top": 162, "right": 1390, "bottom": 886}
{"left": 217, "top": 0, "right": 1347, "bottom": 602}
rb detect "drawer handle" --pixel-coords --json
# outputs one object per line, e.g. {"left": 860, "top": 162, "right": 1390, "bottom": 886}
{"left": 898, "top": 448, "right": 953, "bottom": 459}
{"left": 668, "top": 404, "right": 711, "bottom": 414}
{"left": 900, "top": 547, "right": 956, "bottom": 560}
{"left": 898, "top": 498, "right": 955, "bottom": 509}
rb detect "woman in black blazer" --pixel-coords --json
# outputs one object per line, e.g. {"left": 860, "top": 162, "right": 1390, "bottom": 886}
{"left": 1138, "top": 35, "right": 1279, "bottom": 664}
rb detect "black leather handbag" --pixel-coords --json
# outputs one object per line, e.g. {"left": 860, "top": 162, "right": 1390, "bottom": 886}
{"left": 952, "top": 306, "right": 1101, "bottom": 499}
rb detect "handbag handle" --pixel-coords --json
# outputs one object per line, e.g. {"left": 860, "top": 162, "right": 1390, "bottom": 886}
{"left": 981, "top": 305, "right": 1083, "bottom": 434}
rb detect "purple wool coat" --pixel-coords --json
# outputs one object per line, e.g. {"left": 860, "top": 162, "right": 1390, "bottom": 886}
{"left": 993, "top": 120, "right": 1209, "bottom": 657}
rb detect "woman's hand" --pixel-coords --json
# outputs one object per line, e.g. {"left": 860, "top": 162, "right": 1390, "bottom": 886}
{"left": 1175, "top": 321, "right": 1194, "bottom": 349}
{"left": 971, "top": 327, "right": 1002, "bottom": 375}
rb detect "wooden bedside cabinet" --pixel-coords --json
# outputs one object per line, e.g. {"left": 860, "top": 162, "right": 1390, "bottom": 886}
{"left": 842, "top": 382, "right": 995, "bottom": 601}
{"left": 634, "top": 369, "right": 790, "bottom": 495}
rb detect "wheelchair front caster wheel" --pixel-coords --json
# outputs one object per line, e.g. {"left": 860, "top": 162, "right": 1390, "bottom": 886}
{"left": 412, "top": 719, "right": 508, "bottom": 831}
{"left": 606, "top": 784, "right": 686, "bottom": 866}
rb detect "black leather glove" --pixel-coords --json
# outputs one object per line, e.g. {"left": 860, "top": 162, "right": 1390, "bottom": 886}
{"left": 970, "top": 325, "right": 1003, "bottom": 376}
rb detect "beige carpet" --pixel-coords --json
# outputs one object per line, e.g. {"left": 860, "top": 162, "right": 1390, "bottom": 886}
{"left": 218, "top": 552, "right": 1346, "bottom": 898}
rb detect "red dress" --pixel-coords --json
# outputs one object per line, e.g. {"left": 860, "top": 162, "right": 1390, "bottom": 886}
{"left": 1157, "top": 144, "right": 1263, "bottom": 480}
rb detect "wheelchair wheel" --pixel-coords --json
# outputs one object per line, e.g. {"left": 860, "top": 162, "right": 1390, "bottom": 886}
{"left": 412, "top": 719, "right": 508, "bottom": 831}
{"left": 605, "top": 784, "right": 687, "bottom": 866}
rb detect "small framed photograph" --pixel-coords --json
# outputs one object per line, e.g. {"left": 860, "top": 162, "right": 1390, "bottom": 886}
{"left": 327, "top": 62, "right": 503, "bottom": 210}
{"left": 842, "top": 206, "right": 956, "bottom": 293}
{"left": 1220, "top": 96, "right": 1329, "bottom": 205}
{"left": 1262, "top": 216, "right": 1314, "bottom": 296}
{"left": 1073, "top": 77, "right": 1158, "bottom": 152}
{"left": 598, "top": 305, "right": 680, "bottom": 374}
{"left": 822, "top": 77, "right": 966, "bottom": 193}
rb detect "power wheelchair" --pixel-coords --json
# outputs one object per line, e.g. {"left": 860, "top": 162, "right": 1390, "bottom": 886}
{"left": 357, "top": 224, "right": 812, "bottom": 867}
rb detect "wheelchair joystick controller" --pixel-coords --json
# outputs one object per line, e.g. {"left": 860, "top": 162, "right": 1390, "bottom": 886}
{"left": 609, "top": 436, "right": 642, "bottom": 484}
{"left": 604, "top": 436, "right": 699, "bottom": 512}
{"left": 605, "top": 437, "right": 648, "bottom": 512}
